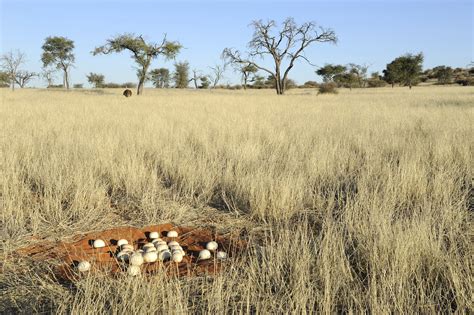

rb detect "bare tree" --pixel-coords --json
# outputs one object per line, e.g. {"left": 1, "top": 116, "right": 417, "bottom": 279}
{"left": 15, "top": 71, "right": 37, "bottom": 88}
{"left": 0, "top": 50, "right": 26, "bottom": 91}
{"left": 41, "top": 67, "right": 56, "bottom": 87}
{"left": 190, "top": 69, "right": 202, "bottom": 89}
{"left": 223, "top": 18, "right": 337, "bottom": 95}
{"left": 209, "top": 64, "right": 225, "bottom": 89}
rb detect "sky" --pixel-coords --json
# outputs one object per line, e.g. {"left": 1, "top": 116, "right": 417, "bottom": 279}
{"left": 1, "top": 0, "right": 472, "bottom": 88}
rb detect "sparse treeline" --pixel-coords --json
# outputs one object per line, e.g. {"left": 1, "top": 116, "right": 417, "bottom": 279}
{"left": 1, "top": 18, "right": 473, "bottom": 93}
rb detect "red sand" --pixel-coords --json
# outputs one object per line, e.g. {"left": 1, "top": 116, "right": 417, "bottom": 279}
{"left": 17, "top": 223, "right": 245, "bottom": 281}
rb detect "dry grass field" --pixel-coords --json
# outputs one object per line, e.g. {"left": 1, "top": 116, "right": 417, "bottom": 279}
{"left": 1, "top": 86, "right": 473, "bottom": 313}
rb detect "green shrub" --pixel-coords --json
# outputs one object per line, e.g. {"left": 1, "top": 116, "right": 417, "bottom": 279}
{"left": 367, "top": 79, "right": 387, "bottom": 88}
{"left": 318, "top": 82, "right": 338, "bottom": 94}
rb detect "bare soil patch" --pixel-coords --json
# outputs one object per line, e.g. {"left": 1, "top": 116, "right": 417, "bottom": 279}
{"left": 16, "top": 223, "right": 245, "bottom": 281}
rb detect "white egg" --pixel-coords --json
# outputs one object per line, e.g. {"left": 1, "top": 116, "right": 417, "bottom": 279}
{"left": 149, "top": 231, "right": 160, "bottom": 239}
{"left": 155, "top": 244, "right": 169, "bottom": 252}
{"left": 129, "top": 253, "right": 144, "bottom": 266}
{"left": 158, "top": 250, "right": 171, "bottom": 261}
{"left": 172, "top": 249, "right": 185, "bottom": 257}
{"left": 127, "top": 265, "right": 141, "bottom": 276}
{"left": 145, "top": 247, "right": 157, "bottom": 253}
{"left": 117, "top": 239, "right": 128, "bottom": 247}
{"left": 167, "top": 231, "right": 178, "bottom": 238}
{"left": 121, "top": 244, "right": 134, "bottom": 251}
{"left": 169, "top": 245, "right": 182, "bottom": 251}
{"left": 216, "top": 251, "right": 228, "bottom": 260}
{"left": 77, "top": 261, "right": 91, "bottom": 272}
{"left": 172, "top": 252, "right": 183, "bottom": 263}
{"left": 142, "top": 243, "right": 155, "bottom": 249}
{"left": 206, "top": 241, "right": 218, "bottom": 251}
{"left": 198, "top": 249, "right": 211, "bottom": 260}
{"left": 117, "top": 251, "right": 131, "bottom": 262}
{"left": 154, "top": 241, "right": 167, "bottom": 247}
{"left": 93, "top": 239, "right": 106, "bottom": 248}
{"left": 136, "top": 249, "right": 144, "bottom": 254}
{"left": 151, "top": 238, "right": 163, "bottom": 244}
{"left": 143, "top": 251, "right": 158, "bottom": 263}
{"left": 168, "top": 241, "right": 179, "bottom": 247}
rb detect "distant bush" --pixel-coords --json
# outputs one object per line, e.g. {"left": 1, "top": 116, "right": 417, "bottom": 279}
{"left": 300, "top": 81, "right": 319, "bottom": 88}
{"left": 103, "top": 83, "right": 120, "bottom": 88}
{"left": 318, "top": 82, "right": 338, "bottom": 94}
{"left": 122, "top": 82, "right": 137, "bottom": 88}
{"left": 455, "top": 78, "right": 474, "bottom": 86}
{"left": 73, "top": 84, "right": 83, "bottom": 89}
{"left": 102, "top": 82, "right": 137, "bottom": 88}
{"left": 227, "top": 85, "right": 242, "bottom": 90}
{"left": 47, "top": 84, "right": 64, "bottom": 88}
{"left": 285, "top": 79, "right": 297, "bottom": 90}
{"left": 367, "top": 79, "right": 387, "bottom": 88}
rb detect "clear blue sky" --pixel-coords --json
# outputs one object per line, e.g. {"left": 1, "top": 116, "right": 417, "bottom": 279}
{"left": 1, "top": 0, "right": 472, "bottom": 87}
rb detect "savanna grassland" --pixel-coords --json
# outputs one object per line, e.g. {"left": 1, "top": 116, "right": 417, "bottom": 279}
{"left": 1, "top": 86, "right": 473, "bottom": 313}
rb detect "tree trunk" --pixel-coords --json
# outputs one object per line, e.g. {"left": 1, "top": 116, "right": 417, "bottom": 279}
{"left": 137, "top": 61, "right": 151, "bottom": 95}
{"left": 63, "top": 68, "right": 70, "bottom": 89}
{"left": 243, "top": 74, "right": 247, "bottom": 90}
{"left": 137, "top": 77, "right": 145, "bottom": 95}
{"left": 11, "top": 78, "right": 15, "bottom": 91}
{"left": 275, "top": 72, "right": 284, "bottom": 95}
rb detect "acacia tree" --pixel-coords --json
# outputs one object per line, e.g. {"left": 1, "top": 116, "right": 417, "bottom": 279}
{"left": 15, "top": 71, "right": 37, "bottom": 88}
{"left": 383, "top": 53, "right": 424, "bottom": 89}
{"left": 41, "top": 36, "right": 75, "bottom": 89}
{"left": 432, "top": 66, "right": 453, "bottom": 84}
{"left": 173, "top": 61, "right": 189, "bottom": 88}
{"left": 149, "top": 68, "right": 170, "bottom": 88}
{"left": 316, "top": 64, "right": 346, "bottom": 83}
{"left": 239, "top": 64, "right": 258, "bottom": 89}
{"left": 93, "top": 33, "right": 181, "bottom": 95}
{"left": 223, "top": 18, "right": 337, "bottom": 95}
{"left": 87, "top": 72, "right": 105, "bottom": 88}
{"left": 347, "top": 63, "right": 369, "bottom": 88}
{"left": 0, "top": 50, "right": 26, "bottom": 90}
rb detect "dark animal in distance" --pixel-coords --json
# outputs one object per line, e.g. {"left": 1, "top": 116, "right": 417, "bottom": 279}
{"left": 123, "top": 89, "right": 132, "bottom": 97}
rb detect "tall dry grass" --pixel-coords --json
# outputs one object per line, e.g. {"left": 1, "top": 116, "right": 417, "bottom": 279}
{"left": 1, "top": 86, "right": 473, "bottom": 313}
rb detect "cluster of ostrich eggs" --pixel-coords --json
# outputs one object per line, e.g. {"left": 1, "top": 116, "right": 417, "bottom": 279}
{"left": 77, "top": 230, "right": 228, "bottom": 275}
{"left": 199, "top": 241, "right": 227, "bottom": 261}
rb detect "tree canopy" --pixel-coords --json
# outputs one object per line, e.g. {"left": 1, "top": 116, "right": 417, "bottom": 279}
{"left": 173, "top": 61, "right": 189, "bottom": 88}
{"left": 149, "top": 68, "right": 170, "bottom": 88}
{"left": 87, "top": 72, "right": 105, "bottom": 88}
{"left": 316, "top": 64, "right": 346, "bottom": 83}
{"left": 383, "top": 53, "right": 424, "bottom": 89}
{"left": 93, "top": 33, "right": 181, "bottom": 95}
